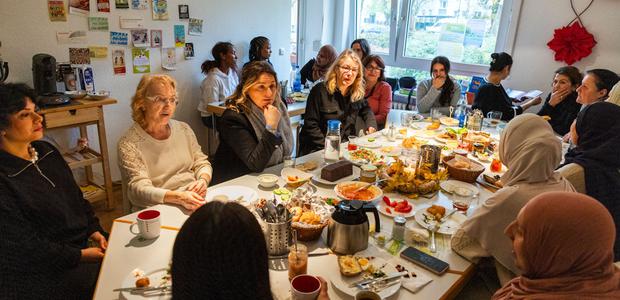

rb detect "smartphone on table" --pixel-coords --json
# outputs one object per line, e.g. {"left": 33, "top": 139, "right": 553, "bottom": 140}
{"left": 400, "top": 246, "right": 449, "bottom": 275}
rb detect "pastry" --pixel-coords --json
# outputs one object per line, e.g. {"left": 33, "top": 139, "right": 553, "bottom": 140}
{"left": 338, "top": 255, "right": 362, "bottom": 276}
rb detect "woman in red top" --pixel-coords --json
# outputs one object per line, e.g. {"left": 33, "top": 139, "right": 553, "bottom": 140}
{"left": 363, "top": 55, "right": 392, "bottom": 129}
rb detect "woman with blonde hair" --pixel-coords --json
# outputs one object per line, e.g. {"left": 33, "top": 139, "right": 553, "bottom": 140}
{"left": 211, "top": 61, "right": 293, "bottom": 184}
{"left": 299, "top": 49, "right": 377, "bottom": 155}
{"left": 118, "top": 74, "right": 212, "bottom": 212}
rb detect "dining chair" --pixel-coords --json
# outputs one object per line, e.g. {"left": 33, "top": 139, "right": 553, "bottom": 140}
{"left": 399, "top": 76, "right": 417, "bottom": 111}
{"left": 385, "top": 77, "right": 399, "bottom": 98}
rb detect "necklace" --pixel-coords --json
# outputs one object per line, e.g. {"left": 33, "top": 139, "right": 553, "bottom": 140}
{"left": 28, "top": 144, "right": 39, "bottom": 164}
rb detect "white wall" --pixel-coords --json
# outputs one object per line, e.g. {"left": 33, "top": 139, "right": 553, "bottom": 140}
{"left": 0, "top": 0, "right": 290, "bottom": 180}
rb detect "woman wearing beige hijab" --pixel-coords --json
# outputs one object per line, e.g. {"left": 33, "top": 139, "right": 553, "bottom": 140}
{"left": 606, "top": 82, "right": 620, "bottom": 106}
{"left": 494, "top": 191, "right": 620, "bottom": 299}
{"left": 451, "top": 114, "right": 575, "bottom": 284}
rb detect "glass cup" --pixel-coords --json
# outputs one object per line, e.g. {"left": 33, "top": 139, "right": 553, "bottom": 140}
{"left": 430, "top": 107, "right": 443, "bottom": 121}
{"left": 452, "top": 187, "right": 474, "bottom": 213}
{"left": 288, "top": 244, "right": 308, "bottom": 281}
{"left": 284, "top": 156, "right": 295, "bottom": 168}
{"left": 400, "top": 112, "right": 414, "bottom": 127}
{"left": 347, "top": 135, "right": 358, "bottom": 151}
{"left": 485, "top": 111, "right": 503, "bottom": 128}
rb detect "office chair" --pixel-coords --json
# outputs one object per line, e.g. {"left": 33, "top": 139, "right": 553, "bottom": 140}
{"left": 398, "top": 76, "right": 417, "bottom": 111}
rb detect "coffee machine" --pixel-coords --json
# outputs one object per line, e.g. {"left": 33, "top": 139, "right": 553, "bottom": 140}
{"left": 32, "top": 53, "right": 69, "bottom": 106}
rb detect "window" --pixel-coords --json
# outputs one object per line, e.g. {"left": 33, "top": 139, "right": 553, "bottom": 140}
{"left": 356, "top": 0, "right": 521, "bottom": 76}
{"left": 290, "top": 0, "right": 299, "bottom": 65}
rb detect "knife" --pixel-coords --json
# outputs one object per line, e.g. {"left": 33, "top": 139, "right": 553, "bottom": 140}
{"left": 348, "top": 271, "right": 407, "bottom": 288}
{"left": 438, "top": 209, "right": 458, "bottom": 224}
{"left": 113, "top": 285, "right": 171, "bottom": 292}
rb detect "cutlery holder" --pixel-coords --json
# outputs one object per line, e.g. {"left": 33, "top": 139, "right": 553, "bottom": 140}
{"left": 265, "top": 218, "right": 292, "bottom": 256}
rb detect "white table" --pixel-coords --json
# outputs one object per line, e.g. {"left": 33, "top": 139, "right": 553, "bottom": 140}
{"left": 94, "top": 113, "right": 501, "bottom": 299}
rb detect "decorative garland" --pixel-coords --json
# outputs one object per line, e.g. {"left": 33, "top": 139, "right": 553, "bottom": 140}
{"left": 547, "top": 0, "right": 597, "bottom": 65}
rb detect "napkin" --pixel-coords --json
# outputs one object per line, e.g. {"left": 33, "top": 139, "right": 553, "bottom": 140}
{"left": 387, "top": 258, "right": 432, "bottom": 293}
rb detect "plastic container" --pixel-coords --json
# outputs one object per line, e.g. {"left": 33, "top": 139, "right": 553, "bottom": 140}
{"left": 293, "top": 65, "right": 302, "bottom": 92}
{"left": 324, "top": 120, "right": 341, "bottom": 162}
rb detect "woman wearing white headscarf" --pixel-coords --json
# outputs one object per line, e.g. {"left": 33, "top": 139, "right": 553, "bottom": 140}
{"left": 451, "top": 114, "right": 575, "bottom": 284}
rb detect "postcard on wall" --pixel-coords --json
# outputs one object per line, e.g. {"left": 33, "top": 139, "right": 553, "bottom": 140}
{"left": 132, "top": 48, "right": 151, "bottom": 73}
{"left": 110, "top": 31, "right": 128, "bottom": 45}
{"left": 115, "top": 0, "right": 129, "bottom": 9}
{"left": 88, "top": 17, "right": 109, "bottom": 31}
{"left": 97, "top": 0, "right": 110, "bottom": 12}
{"left": 131, "top": 29, "right": 149, "bottom": 47}
{"left": 120, "top": 16, "right": 144, "bottom": 29}
{"left": 48, "top": 1, "right": 67, "bottom": 21}
{"left": 69, "top": 0, "right": 90, "bottom": 16}
{"left": 178, "top": 4, "right": 189, "bottom": 19}
{"left": 57, "top": 31, "right": 88, "bottom": 44}
{"left": 112, "top": 49, "right": 126, "bottom": 75}
{"left": 188, "top": 18, "right": 203, "bottom": 36}
{"left": 150, "top": 30, "right": 162, "bottom": 48}
{"left": 162, "top": 47, "right": 176, "bottom": 70}
{"left": 174, "top": 25, "right": 185, "bottom": 48}
{"left": 70, "top": 48, "right": 91, "bottom": 64}
{"left": 131, "top": 0, "right": 148, "bottom": 9}
{"left": 89, "top": 46, "right": 108, "bottom": 58}
{"left": 152, "top": 0, "right": 169, "bottom": 20}
{"left": 184, "top": 43, "right": 195, "bottom": 60}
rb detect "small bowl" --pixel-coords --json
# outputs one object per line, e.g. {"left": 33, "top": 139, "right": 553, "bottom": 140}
{"left": 87, "top": 90, "right": 110, "bottom": 100}
{"left": 64, "top": 90, "right": 87, "bottom": 99}
{"left": 334, "top": 181, "right": 383, "bottom": 205}
{"left": 257, "top": 174, "right": 279, "bottom": 188}
{"left": 281, "top": 167, "right": 312, "bottom": 188}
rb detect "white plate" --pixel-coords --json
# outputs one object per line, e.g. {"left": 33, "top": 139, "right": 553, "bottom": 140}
{"left": 312, "top": 165, "right": 361, "bottom": 185}
{"left": 440, "top": 117, "right": 460, "bottom": 126}
{"left": 120, "top": 268, "right": 171, "bottom": 300}
{"left": 414, "top": 206, "right": 467, "bottom": 235}
{"left": 355, "top": 138, "right": 382, "bottom": 149}
{"left": 334, "top": 181, "right": 383, "bottom": 205}
{"left": 344, "top": 149, "right": 385, "bottom": 166}
{"left": 281, "top": 167, "right": 313, "bottom": 185}
{"left": 439, "top": 180, "right": 480, "bottom": 196}
{"left": 206, "top": 185, "right": 257, "bottom": 205}
{"left": 377, "top": 198, "right": 415, "bottom": 218}
{"left": 330, "top": 257, "right": 402, "bottom": 299}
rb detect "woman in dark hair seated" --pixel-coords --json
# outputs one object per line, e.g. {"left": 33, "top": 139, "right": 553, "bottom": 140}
{"left": 472, "top": 52, "right": 542, "bottom": 121}
{"left": 300, "top": 44, "right": 337, "bottom": 85}
{"left": 0, "top": 83, "right": 107, "bottom": 299}
{"left": 172, "top": 201, "right": 330, "bottom": 299}
{"left": 244, "top": 36, "right": 272, "bottom": 68}
{"left": 416, "top": 56, "right": 461, "bottom": 114}
{"left": 536, "top": 66, "right": 583, "bottom": 135}
{"left": 363, "top": 54, "right": 392, "bottom": 129}
{"left": 575, "top": 68, "right": 619, "bottom": 106}
{"left": 350, "top": 38, "right": 371, "bottom": 61}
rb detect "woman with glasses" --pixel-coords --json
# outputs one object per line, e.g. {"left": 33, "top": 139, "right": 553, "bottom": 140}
{"left": 211, "top": 62, "right": 294, "bottom": 184}
{"left": 363, "top": 55, "right": 391, "bottom": 129}
{"left": 118, "top": 75, "right": 212, "bottom": 212}
{"left": 299, "top": 49, "right": 377, "bottom": 155}
{"left": 299, "top": 44, "right": 337, "bottom": 85}
{"left": 416, "top": 56, "right": 461, "bottom": 114}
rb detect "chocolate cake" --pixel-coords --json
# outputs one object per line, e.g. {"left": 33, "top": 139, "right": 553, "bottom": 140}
{"left": 321, "top": 160, "right": 353, "bottom": 182}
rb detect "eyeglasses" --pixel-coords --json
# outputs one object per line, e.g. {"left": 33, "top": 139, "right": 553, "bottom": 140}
{"left": 146, "top": 95, "right": 179, "bottom": 106}
{"left": 338, "top": 65, "right": 359, "bottom": 74}
{"left": 366, "top": 66, "right": 383, "bottom": 72}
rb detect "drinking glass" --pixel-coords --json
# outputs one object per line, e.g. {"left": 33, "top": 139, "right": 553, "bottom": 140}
{"left": 288, "top": 244, "right": 308, "bottom": 281}
{"left": 430, "top": 107, "right": 443, "bottom": 121}
{"left": 452, "top": 187, "right": 474, "bottom": 214}
{"left": 284, "top": 156, "right": 295, "bottom": 168}
{"left": 400, "top": 112, "right": 414, "bottom": 127}
{"left": 347, "top": 135, "right": 358, "bottom": 151}
{"left": 484, "top": 111, "right": 503, "bottom": 128}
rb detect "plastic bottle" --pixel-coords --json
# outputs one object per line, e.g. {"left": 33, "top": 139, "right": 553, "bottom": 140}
{"left": 324, "top": 120, "right": 341, "bottom": 162}
{"left": 293, "top": 65, "right": 302, "bottom": 92}
{"left": 454, "top": 95, "right": 468, "bottom": 128}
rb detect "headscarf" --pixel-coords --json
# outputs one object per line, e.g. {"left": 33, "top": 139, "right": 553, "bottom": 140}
{"left": 562, "top": 101, "right": 620, "bottom": 259}
{"left": 493, "top": 192, "right": 620, "bottom": 300}
{"left": 244, "top": 99, "right": 293, "bottom": 167}
{"left": 606, "top": 82, "right": 620, "bottom": 106}
{"left": 311, "top": 45, "right": 337, "bottom": 82}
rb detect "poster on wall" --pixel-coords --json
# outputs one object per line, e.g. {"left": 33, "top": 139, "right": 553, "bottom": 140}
{"left": 131, "top": 0, "right": 148, "bottom": 9}
{"left": 188, "top": 18, "right": 203, "bottom": 36}
{"left": 57, "top": 31, "right": 88, "bottom": 44}
{"left": 174, "top": 25, "right": 185, "bottom": 48}
{"left": 152, "top": 0, "right": 169, "bottom": 20}
{"left": 184, "top": 43, "right": 194, "bottom": 60}
{"left": 131, "top": 29, "right": 149, "bottom": 47}
{"left": 48, "top": 1, "right": 67, "bottom": 21}
{"left": 162, "top": 47, "right": 176, "bottom": 70}
{"left": 112, "top": 49, "right": 126, "bottom": 75}
{"left": 69, "top": 0, "right": 90, "bottom": 15}
{"left": 120, "top": 16, "right": 144, "bottom": 29}
{"left": 89, "top": 46, "right": 108, "bottom": 58}
{"left": 132, "top": 48, "right": 151, "bottom": 73}
{"left": 151, "top": 30, "right": 162, "bottom": 48}
{"left": 97, "top": 0, "right": 110, "bottom": 12}
{"left": 178, "top": 5, "right": 189, "bottom": 19}
{"left": 110, "top": 31, "right": 128, "bottom": 45}
{"left": 88, "top": 17, "right": 109, "bottom": 31}
{"left": 69, "top": 48, "right": 91, "bottom": 64}
{"left": 115, "top": 0, "right": 129, "bottom": 9}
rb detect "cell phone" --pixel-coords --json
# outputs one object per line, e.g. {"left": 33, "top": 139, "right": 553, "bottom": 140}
{"left": 400, "top": 247, "right": 449, "bottom": 275}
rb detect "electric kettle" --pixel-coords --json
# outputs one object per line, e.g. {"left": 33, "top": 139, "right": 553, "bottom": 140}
{"left": 327, "top": 200, "right": 381, "bottom": 254}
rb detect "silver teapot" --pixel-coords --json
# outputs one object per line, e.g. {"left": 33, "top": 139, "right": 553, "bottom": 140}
{"left": 327, "top": 200, "right": 381, "bottom": 254}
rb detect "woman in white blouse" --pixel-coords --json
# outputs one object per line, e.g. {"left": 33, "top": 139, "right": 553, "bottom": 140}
{"left": 118, "top": 74, "right": 212, "bottom": 212}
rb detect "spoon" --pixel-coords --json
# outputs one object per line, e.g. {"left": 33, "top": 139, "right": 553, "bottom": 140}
{"left": 276, "top": 203, "right": 286, "bottom": 222}
{"left": 266, "top": 201, "right": 277, "bottom": 223}
{"left": 352, "top": 179, "right": 388, "bottom": 193}
{"left": 427, "top": 220, "right": 439, "bottom": 253}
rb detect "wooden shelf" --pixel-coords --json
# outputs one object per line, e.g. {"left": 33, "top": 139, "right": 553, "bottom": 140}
{"left": 80, "top": 184, "right": 107, "bottom": 204}
{"left": 63, "top": 147, "right": 102, "bottom": 169}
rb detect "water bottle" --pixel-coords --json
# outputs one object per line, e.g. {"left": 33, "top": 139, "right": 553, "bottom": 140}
{"left": 293, "top": 65, "right": 302, "bottom": 92}
{"left": 324, "top": 120, "right": 341, "bottom": 162}
{"left": 454, "top": 95, "right": 468, "bottom": 128}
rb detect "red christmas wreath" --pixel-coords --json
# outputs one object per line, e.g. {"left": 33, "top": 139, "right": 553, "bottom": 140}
{"left": 547, "top": 22, "right": 596, "bottom": 65}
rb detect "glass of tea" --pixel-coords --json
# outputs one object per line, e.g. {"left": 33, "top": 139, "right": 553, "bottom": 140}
{"left": 347, "top": 136, "right": 358, "bottom": 151}
{"left": 491, "top": 152, "right": 502, "bottom": 172}
{"left": 452, "top": 187, "right": 474, "bottom": 213}
{"left": 288, "top": 244, "right": 308, "bottom": 281}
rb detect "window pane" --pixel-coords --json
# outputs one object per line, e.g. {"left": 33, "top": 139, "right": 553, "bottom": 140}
{"left": 290, "top": 0, "right": 298, "bottom": 65}
{"left": 404, "top": 0, "right": 504, "bottom": 66}
{"left": 357, "top": 0, "right": 392, "bottom": 54}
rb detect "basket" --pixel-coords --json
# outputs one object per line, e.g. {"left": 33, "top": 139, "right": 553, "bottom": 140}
{"left": 292, "top": 222, "right": 328, "bottom": 241}
{"left": 445, "top": 158, "right": 485, "bottom": 183}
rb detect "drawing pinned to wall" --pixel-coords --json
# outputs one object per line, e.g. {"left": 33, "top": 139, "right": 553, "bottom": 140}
{"left": 112, "top": 49, "right": 126, "bottom": 75}
{"left": 131, "top": 0, "right": 148, "bottom": 9}
{"left": 151, "top": 30, "right": 162, "bottom": 48}
{"left": 184, "top": 43, "right": 195, "bottom": 60}
{"left": 69, "top": 0, "right": 90, "bottom": 15}
{"left": 162, "top": 47, "right": 176, "bottom": 70}
{"left": 132, "top": 48, "right": 150, "bottom": 73}
{"left": 115, "top": 0, "right": 129, "bottom": 9}
{"left": 97, "top": 0, "right": 110, "bottom": 12}
{"left": 174, "top": 25, "right": 185, "bottom": 48}
{"left": 178, "top": 5, "right": 189, "bottom": 19}
{"left": 88, "top": 17, "right": 109, "bottom": 31}
{"left": 131, "top": 29, "right": 149, "bottom": 47}
{"left": 188, "top": 18, "right": 203, "bottom": 36}
{"left": 57, "top": 31, "right": 88, "bottom": 44}
{"left": 152, "top": 0, "right": 169, "bottom": 20}
{"left": 89, "top": 46, "right": 108, "bottom": 58}
{"left": 110, "top": 31, "right": 129, "bottom": 45}
{"left": 48, "top": 1, "right": 67, "bottom": 21}
{"left": 69, "top": 48, "right": 91, "bottom": 64}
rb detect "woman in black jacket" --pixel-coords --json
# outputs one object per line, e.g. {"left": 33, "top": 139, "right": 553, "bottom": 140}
{"left": 537, "top": 66, "right": 583, "bottom": 135}
{"left": 0, "top": 83, "right": 107, "bottom": 299}
{"left": 299, "top": 49, "right": 377, "bottom": 155}
{"left": 211, "top": 62, "right": 293, "bottom": 184}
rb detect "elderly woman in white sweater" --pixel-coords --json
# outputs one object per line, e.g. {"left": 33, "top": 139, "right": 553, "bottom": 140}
{"left": 118, "top": 75, "right": 212, "bottom": 212}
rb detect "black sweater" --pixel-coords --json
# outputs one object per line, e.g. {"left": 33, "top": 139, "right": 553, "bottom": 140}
{"left": 299, "top": 82, "right": 377, "bottom": 155}
{"left": 537, "top": 92, "right": 581, "bottom": 135}
{"left": 472, "top": 82, "right": 523, "bottom": 121}
{"left": 299, "top": 58, "right": 316, "bottom": 85}
{"left": 0, "top": 141, "right": 103, "bottom": 298}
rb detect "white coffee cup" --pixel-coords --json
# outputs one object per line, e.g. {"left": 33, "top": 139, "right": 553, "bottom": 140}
{"left": 291, "top": 274, "right": 321, "bottom": 300}
{"left": 129, "top": 210, "right": 161, "bottom": 239}
{"left": 355, "top": 290, "right": 382, "bottom": 300}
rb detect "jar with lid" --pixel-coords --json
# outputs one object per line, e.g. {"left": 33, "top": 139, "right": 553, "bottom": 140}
{"left": 392, "top": 216, "right": 406, "bottom": 241}
{"left": 466, "top": 109, "right": 483, "bottom": 131}
{"left": 360, "top": 164, "right": 377, "bottom": 183}
{"left": 324, "top": 120, "right": 341, "bottom": 162}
